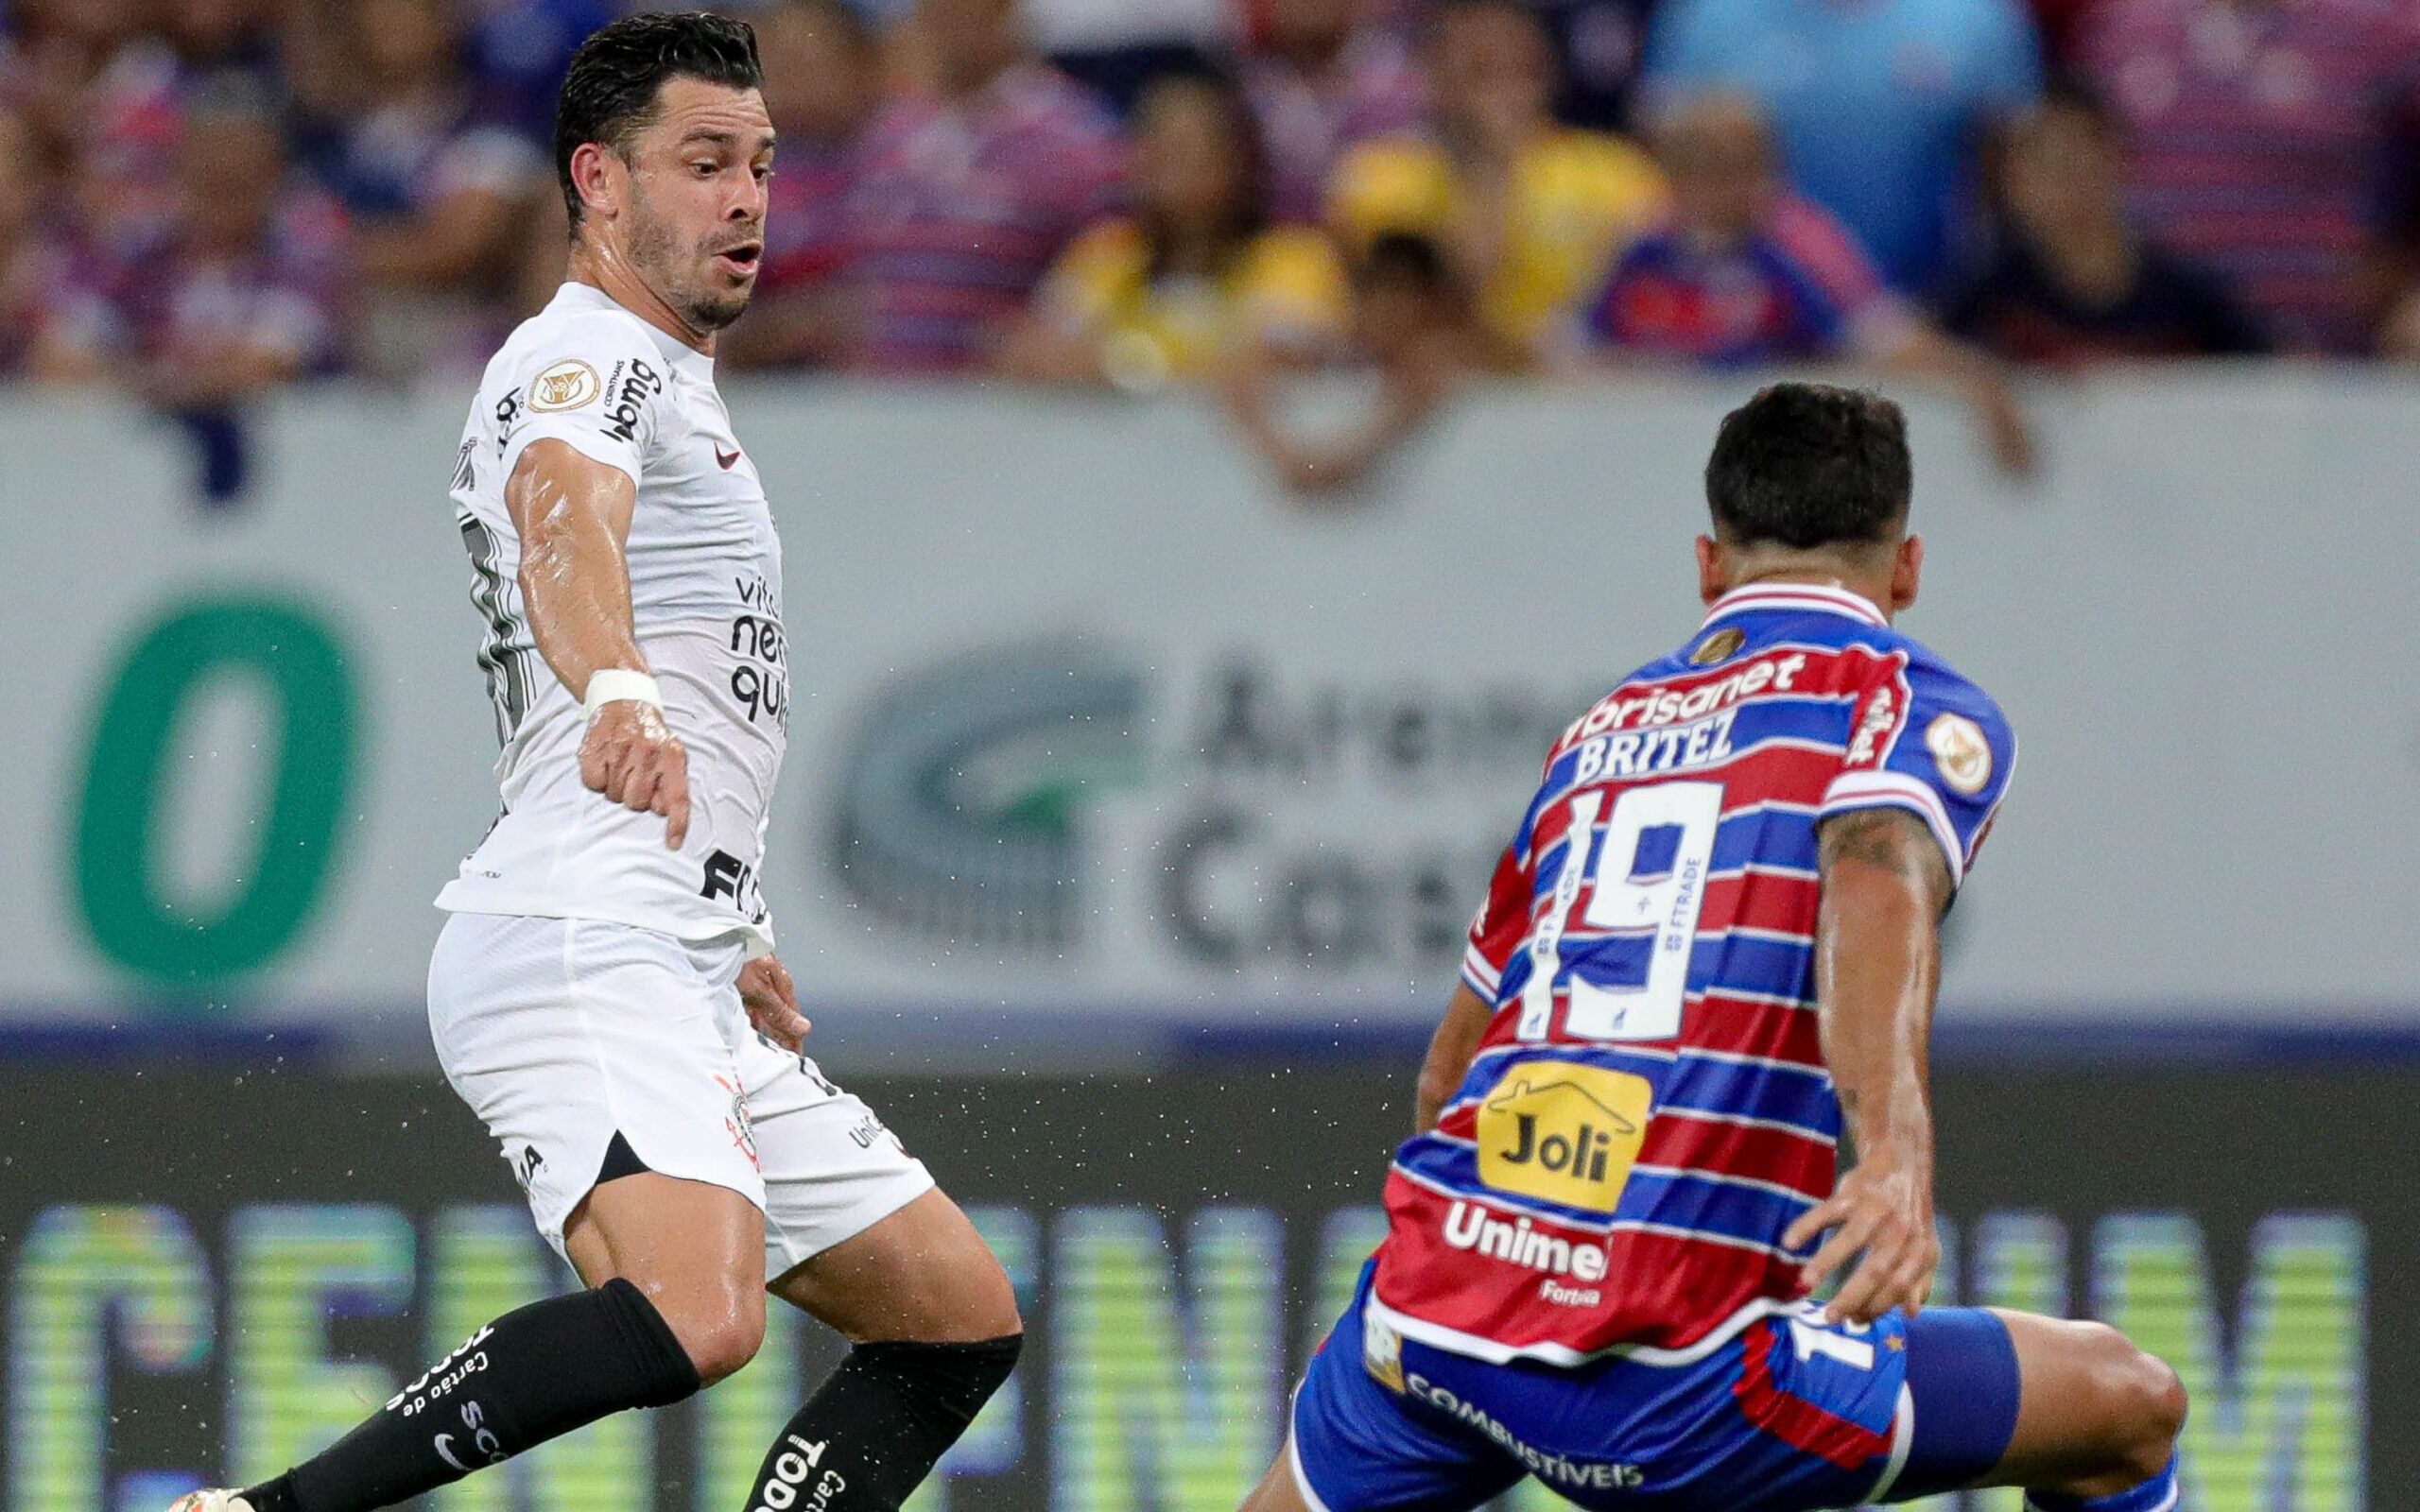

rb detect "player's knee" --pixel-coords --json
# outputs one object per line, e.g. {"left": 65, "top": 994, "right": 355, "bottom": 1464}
{"left": 655, "top": 1286, "right": 766, "bottom": 1386}
{"left": 681, "top": 1308, "right": 765, "bottom": 1386}
{"left": 2121, "top": 1349, "right": 2188, "bottom": 1478}
{"left": 2079, "top": 1323, "right": 2187, "bottom": 1481}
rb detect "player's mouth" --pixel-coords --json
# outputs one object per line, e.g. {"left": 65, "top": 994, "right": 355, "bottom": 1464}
{"left": 712, "top": 242, "right": 761, "bottom": 278}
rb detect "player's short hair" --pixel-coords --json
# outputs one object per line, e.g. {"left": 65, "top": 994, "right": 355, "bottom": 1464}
{"left": 1704, "top": 383, "right": 1911, "bottom": 551}
{"left": 555, "top": 11, "right": 764, "bottom": 232}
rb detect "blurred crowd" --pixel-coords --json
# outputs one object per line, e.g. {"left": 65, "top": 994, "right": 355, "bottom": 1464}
{"left": 8, "top": 0, "right": 2420, "bottom": 492}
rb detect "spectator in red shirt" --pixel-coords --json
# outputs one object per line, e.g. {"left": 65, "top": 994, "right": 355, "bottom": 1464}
{"left": 718, "top": 0, "right": 882, "bottom": 371}
{"left": 2078, "top": 0, "right": 2420, "bottom": 353}
{"left": 1944, "top": 80, "right": 2268, "bottom": 365}
{"left": 847, "top": 0, "right": 1125, "bottom": 374}
{"left": 0, "top": 105, "right": 79, "bottom": 378}
{"left": 43, "top": 88, "right": 346, "bottom": 401}
{"left": 8, "top": 0, "right": 185, "bottom": 259}
{"left": 1575, "top": 93, "right": 2034, "bottom": 473}
{"left": 1241, "top": 0, "right": 1426, "bottom": 224}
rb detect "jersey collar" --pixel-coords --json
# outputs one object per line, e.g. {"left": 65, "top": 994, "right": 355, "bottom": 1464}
{"left": 1701, "top": 581, "right": 1890, "bottom": 628}
{"left": 554, "top": 281, "right": 716, "bottom": 378}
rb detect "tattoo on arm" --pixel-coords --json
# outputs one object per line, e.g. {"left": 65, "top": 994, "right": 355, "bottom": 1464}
{"left": 1817, "top": 807, "right": 1954, "bottom": 918}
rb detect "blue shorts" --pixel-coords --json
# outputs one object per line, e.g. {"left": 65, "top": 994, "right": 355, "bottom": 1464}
{"left": 1290, "top": 1264, "right": 2019, "bottom": 1512}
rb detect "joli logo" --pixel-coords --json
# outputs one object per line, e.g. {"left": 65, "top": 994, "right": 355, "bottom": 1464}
{"left": 1475, "top": 1060, "right": 1651, "bottom": 1212}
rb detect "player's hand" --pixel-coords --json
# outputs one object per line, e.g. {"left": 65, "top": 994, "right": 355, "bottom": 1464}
{"left": 1783, "top": 1155, "right": 1938, "bottom": 1325}
{"left": 579, "top": 698, "right": 692, "bottom": 849}
{"left": 738, "top": 954, "right": 812, "bottom": 1054}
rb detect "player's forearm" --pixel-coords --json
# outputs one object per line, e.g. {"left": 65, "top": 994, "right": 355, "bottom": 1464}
{"left": 1414, "top": 984, "right": 1495, "bottom": 1132}
{"left": 1812, "top": 812, "right": 1951, "bottom": 1166}
{"left": 1813, "top": 865, "right": 1936, "bottom": 1164}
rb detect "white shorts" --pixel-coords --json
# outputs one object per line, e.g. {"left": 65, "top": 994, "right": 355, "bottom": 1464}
{"left": 427, "top": 911, "right": 935, "bottom": 1280}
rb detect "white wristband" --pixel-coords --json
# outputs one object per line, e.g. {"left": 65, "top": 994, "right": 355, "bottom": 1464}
{"left": 582, "top": 669, "right": 662, "bottom": 718}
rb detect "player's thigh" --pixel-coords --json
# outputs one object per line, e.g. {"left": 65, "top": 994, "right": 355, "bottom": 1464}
{"left": 429, "top": 914, "right": 771, "bottom": 1365}
{"left": 564, "top": 1170, "right": 769, "bottom": 1375}
{"left": 1236, "top": 1443, "right": 1321, "bottom": 1512}
{"left": 769, "top": 1187, "right": 1020, "bottom": 1343}
{"left": 735, "top": 1036, "right": 1006, "bottom": 1336}
{"left": 1287, "top": 1265, "right": 1523, "bottom": 1512}
{"left": 1962, "top": 1309, "right": 2186, "bottom": 1493}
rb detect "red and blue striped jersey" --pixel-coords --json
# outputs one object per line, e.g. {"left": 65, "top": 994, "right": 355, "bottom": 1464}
{"left": 1368, "top": 582, "right": 2015, "bottom": 1366}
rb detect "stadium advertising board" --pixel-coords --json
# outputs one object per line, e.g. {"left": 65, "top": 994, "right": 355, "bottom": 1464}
{"left": 0, "top": 1065, "right": 2398, "bottom": 1512}
{"left": 3, "top": 380, "right": 2417, "bottom": 1043}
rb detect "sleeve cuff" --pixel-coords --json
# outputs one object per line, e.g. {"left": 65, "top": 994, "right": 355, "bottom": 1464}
{"left": 1818, "top": 771, "right": 1966, "bottom": 889}
{"left": 1461, "top": 944, "right": 1504, "bottom": 1002}
{"left": 500, "top": 418, "right": 644, "bottom": 493}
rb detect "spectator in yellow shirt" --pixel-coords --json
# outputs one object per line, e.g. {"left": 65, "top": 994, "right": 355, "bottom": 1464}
{"left": 1327, "top": 0, "right": 1665, "bottom": 356}
{"left": 1000, "top": 71, "right": 1351, "bottom": 390}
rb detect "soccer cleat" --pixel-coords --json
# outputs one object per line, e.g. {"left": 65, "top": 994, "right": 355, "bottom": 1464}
{"left": 165, "top": 1491, "right": 255, "bottom": 1512}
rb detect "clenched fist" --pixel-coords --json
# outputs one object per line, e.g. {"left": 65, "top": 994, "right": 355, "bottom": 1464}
{"left": 579, "top": 698, "right": 692, "bottom": 849}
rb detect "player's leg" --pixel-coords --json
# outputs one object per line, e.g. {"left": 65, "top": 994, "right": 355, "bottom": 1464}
{"left": 726, "top": 1042, "right": 1022, "bottom": 1512}
{"left": 1888, "top": 1307, "right": 2184, "bottom": 1509}
{"left": 1964, "top": 1311, "right": 2186, "bottom": 1505}
{"left": 1235, "top": 1442, "right": 1320, "bottom": 1512}
{"left": 1257, "top": 1262, "right": 1524, "bottom": 1512}
{"left": 206, "top": 915, "right": 777, "bottom": 1512}
{"left": 563, "top": 1166, "right": 773, "bottom": 1381}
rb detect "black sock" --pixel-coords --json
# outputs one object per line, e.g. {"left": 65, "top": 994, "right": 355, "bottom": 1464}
{"left": 242, "top": 1278, "right": 701, "bottom": 1512}
{"left": 742, "top": 1333, "right": 1022, "bottom": 1512}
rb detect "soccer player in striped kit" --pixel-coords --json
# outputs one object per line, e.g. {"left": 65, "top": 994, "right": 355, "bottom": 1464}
{"left": 1251, "top": 385, "right": 2186, "bottom": 1512}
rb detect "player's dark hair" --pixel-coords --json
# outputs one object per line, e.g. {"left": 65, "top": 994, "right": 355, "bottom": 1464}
{"left": 1704, "top": 383, "right": 1911, "bottom": 551}
{"left": 555, "top": 11, "right": 764, "bottom": 232}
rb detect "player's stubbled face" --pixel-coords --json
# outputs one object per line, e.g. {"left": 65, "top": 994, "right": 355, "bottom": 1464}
{"left": 624, "top": 77, "right": 774, "bottom": 333}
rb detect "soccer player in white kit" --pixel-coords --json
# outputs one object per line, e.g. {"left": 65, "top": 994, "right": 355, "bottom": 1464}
{"left": 169, "top": 19, "right": 1020, "bottom": 1512}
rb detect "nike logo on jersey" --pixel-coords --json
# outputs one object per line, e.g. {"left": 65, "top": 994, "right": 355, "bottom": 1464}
{"left": 714, "top": 443, "right": 742, "bottom": 470}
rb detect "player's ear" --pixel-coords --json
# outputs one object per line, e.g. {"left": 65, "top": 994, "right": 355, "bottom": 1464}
{"left": 1891, "top": 534, "right": 1923, "bottom": 613}
{"left": 1695, "top": 535, "right": 1725, "bottom": 605}
{"left": 570, "top": 140, "right": 624, "bottom": 224}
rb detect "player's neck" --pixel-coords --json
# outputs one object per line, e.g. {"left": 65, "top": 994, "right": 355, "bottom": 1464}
{"left": 566, "top": 242, "right": 716, "bottom": 356}
{"left": 1725, "top": 566, "right": 1895, "bottom": 624}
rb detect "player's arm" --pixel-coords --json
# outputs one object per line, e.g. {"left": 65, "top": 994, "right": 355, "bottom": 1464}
{"left": 505, "top": 438, "right": 690, "bottom": 848}
{"left": 1414, "top": 983, "right": 1495, "bottom": 1133}
{"left": 1784, "top": 804, "right": 1955, "bottom": 1323}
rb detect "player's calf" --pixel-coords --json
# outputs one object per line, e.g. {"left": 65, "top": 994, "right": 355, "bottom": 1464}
{"left": 739, "top": 1193, "right": 1024, "bottom": 1512}
{"left": 228, "top": 1277, "right": 703, "bottom": 1512}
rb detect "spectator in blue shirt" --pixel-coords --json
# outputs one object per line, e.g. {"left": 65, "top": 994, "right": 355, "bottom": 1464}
{"left": 1572, "top": 93, "right": 2035, "bottom": 475}
{"left": 1643, "top": 0, "right": 2042, "bottom": 297}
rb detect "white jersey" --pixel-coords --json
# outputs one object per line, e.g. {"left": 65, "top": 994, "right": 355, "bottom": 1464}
{"left": 436, "top": 282, "right": 787, "bottom": 953}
